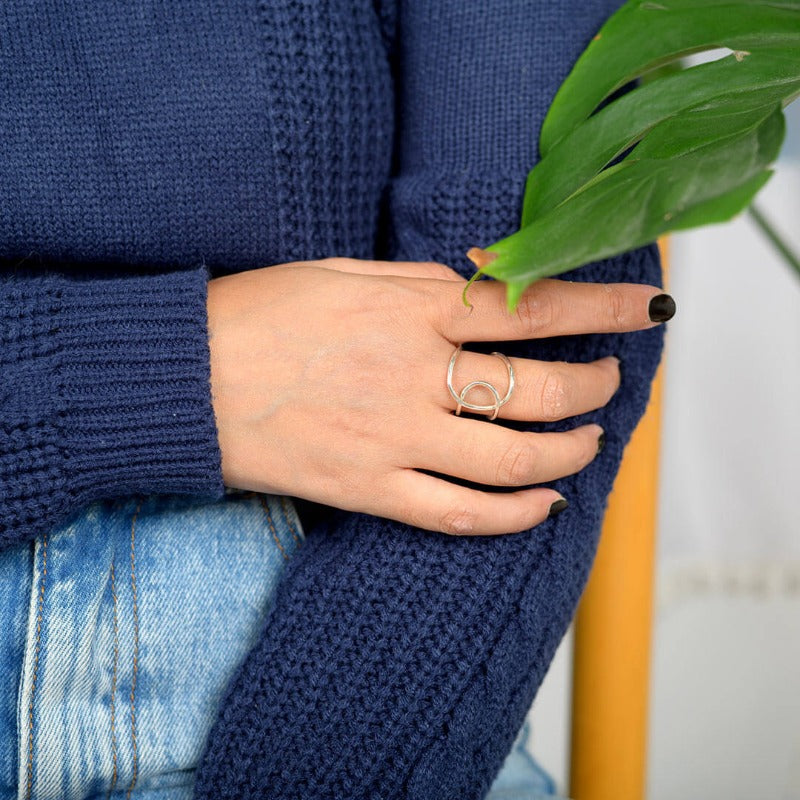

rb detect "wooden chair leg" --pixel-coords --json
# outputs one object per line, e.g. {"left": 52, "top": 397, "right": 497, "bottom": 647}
{"left": 568, "top": 240, "right": 668, "bottom": 800}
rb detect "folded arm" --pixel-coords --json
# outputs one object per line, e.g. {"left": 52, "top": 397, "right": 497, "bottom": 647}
{"left": 193, "top": 1, "right": 665, "bottom": 799}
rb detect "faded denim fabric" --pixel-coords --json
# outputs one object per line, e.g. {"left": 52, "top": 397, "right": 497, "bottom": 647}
{"left": 0, "top": 489, "right": 563, "bottom": 800}
{"left": 0, "top": 489, "right": 304, "bottom": 800}
{"left": 485, "top": 718, "right": 568, "bottom": 800}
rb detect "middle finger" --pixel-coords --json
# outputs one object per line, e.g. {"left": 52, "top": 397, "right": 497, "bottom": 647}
{"left": 441, "top": 348, "right": 621, "bottom": 422}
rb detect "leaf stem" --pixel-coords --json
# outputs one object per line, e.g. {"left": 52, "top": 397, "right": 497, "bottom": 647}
{"left": 462, "top": 246, "right": 498, "bottom": 308}
{"left": 461, "top": 267, "right": 484, "bottom": 308}
{"left": 747, "top": 203, "right": 800, "bottom": 281}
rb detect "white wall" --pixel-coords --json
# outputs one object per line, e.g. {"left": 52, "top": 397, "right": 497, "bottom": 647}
{"left": 648, "top": 109, "right": 800, "bottom": 799}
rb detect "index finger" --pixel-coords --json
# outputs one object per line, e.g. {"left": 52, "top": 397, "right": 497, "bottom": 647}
{"left": 431, "top": 278, "right": 675, "bottom": 342}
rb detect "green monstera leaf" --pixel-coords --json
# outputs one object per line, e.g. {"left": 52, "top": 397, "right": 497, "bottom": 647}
{"left": 465, "top": 0, "right": 800, "bottom": 310}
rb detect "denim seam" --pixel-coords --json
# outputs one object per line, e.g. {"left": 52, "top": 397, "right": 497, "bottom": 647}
{"left": 278, "top": 496, "right": 303, "bottom": 545}
{"left": 258, "top": 495, "right": 289, "bottom": 562}
{"left": 106, "top": 556, "right": 120, "bottom": 800}
{"left": 22, "top": 532, "right": 48, "bottom": 800}
{"left": 126, "top": 500, "right": 143, "bottom": 800}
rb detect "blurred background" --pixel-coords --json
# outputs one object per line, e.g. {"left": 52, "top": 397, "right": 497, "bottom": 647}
{"left": 524, "top": 98, "right": 800, "bottom": 799}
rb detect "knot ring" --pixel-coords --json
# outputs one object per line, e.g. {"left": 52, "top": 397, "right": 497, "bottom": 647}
{"left": 446, "top": 344, "right": 515, "bottom": 421}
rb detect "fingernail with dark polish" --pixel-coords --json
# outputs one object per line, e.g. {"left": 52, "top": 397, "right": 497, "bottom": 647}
{"left": 648, "top": 293, "right": 676, "bottom": 322}
{"left": 597, "top": 431, "right": 606, "bottom": 454}
{"left": 548, "top": 498, "right": 568, "bottom": 519}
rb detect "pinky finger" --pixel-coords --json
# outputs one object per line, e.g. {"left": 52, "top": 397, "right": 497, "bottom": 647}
{"left": 386, "top": 469, "right": 567, "bottom": 536}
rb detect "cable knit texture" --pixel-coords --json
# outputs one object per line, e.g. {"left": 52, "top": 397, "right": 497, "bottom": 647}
{"left": 1, "top": 1, "right": 664, "bottom": 798}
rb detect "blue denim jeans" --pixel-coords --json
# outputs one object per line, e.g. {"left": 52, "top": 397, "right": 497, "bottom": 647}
{"left": 0, "top": 490, "right": 565, "bottom": 800}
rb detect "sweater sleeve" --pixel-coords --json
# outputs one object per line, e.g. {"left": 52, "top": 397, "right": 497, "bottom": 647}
{"left": 0, "top": 263, "right": 225, "bottom": 550}
{"left": 193, "top": 3, "right": 664, "bottom": 800}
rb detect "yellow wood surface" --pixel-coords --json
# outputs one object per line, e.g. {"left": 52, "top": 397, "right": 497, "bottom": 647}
{"left": 568, "top": 241, "right": 668, "bottom": 800}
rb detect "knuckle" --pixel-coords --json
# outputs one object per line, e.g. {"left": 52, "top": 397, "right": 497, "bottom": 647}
{"left": 431, "top": 284, "right": 463, "bottom": 330}
{"left": 515, "top": 291, "right": 556, "bottom": 335}
{"left": 438, "top": 507, "right": 478, "bottom": 536}
{"left": 604, "top": 285, "right": 629, "bottom": 328}
{"left": 540, "top": 367, "right": 572, "bottom": 421}
{"left": 426, "top": 261, "right": 459, "bottom": 280}
{"left": 495, "top": 442, "right": 536, "bottom": 485}
{"left": 318, "top": 256, "right": 350, "bottom": 269}
{"left": 360, "top": 280, "right": 399, "bottom": 312}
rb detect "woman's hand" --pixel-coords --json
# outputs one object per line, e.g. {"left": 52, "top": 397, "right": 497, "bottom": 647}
{"left": 206, "top": 257, "right": 673, "bottom": 536}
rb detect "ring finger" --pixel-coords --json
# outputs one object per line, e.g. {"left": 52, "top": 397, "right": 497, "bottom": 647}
{"left": 440, "top": 347, "right": 621, "bottom": 422}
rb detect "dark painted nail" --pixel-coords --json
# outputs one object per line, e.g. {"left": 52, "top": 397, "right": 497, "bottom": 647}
{"left": 597, "top": 431, "right": 606, "bottom": 454}
{"left": 648, "top": 293, "right": 676, "bottom": 322}
{"left": 548, "top": 498, "right": 568, "bottom": 519}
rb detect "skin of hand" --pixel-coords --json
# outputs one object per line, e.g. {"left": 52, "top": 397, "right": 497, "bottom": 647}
{"left": 206, "top": 257, "right": 671, "bottom": 536}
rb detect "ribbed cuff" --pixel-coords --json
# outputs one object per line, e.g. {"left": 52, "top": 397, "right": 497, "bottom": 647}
{"left": 52, "top": 265, "right": 225, "bottom": 507}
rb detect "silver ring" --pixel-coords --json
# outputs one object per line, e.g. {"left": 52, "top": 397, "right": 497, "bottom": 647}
{"left": 446, "top": 344, "right": 515, "bottom": 421}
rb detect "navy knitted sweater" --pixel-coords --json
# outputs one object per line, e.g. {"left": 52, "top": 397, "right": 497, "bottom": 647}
{"left": 1, "top": 1, "right": 664, "bottom": 798}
